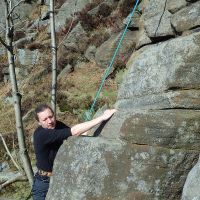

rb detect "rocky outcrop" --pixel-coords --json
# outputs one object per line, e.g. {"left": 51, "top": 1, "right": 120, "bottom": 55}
{"left": 46, "top": 1, "right": 200, "bottom": 200}
{"left": 95, "top": 30, "right": 138, "bottom": 69}
{"left": 171, "top": 1, "right": 200, "bottom": 33}
{"left": 47, "top": 30, "right": 200, "bottom": 199}
{"left": 123, "top": 11, "right": 141, "bottom": 29}
{"left": 17, "top": 49, "right": 40, "bottom": 67}
{"left": 62, "top": 23, "right": 89, "bottom": 53}
{"left": 85, "top": 45, "right": 97, "bottom": 62}
{"left": 54, "top": 0, "right": 93, "bottom": 32}
{"left": 0, "top": 0, "right": 37, "bottom": 26}
{"left": 1, "top": 0, "right": 200, "bottom": 199}
{"left": 143, "top": 0, "right": 175, "bottom": 38}
{"left": 48, "top": 135, "right": 197, "bottom": 200}
{"left": 116, "top": 33, "right": 200, "bottom": 107}
{"left": 136, "top": 15, "right": 152, "bottom": 49}
{"left": 167, "top": 0, "right": 187, "bottom": 13}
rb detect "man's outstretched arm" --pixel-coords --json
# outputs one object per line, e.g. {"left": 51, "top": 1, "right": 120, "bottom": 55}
{"left": 71, "top": 109, "right": 117, "bottom": 136}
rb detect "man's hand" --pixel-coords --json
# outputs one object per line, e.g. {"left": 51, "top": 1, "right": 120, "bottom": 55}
{"left": 101, "top": 109, "right": 117, "bottom": 121}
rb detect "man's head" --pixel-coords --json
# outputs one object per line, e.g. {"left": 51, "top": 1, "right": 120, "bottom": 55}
{"left": 35, "top": 104, "right": 56, "bottom": 129}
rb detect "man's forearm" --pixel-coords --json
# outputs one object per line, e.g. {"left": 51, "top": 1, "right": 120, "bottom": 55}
{"left": 70, "top": 109, "right": 117, "bottom": 136}
{"left": 71, "top": 116, "right": 104, "bottom": 136}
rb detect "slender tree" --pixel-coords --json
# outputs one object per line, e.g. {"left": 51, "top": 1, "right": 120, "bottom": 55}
{"left": 2, "top": 0, "right": 33, "bottom": 186}
{"left": 49, "top": 0, "right": 57, "bottom": 115}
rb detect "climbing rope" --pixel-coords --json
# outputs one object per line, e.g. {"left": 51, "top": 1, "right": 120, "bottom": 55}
{"left": 83, "top": 0, "right": 140, "bottom": 121}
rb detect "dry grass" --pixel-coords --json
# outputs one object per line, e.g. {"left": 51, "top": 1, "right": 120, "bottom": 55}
{"left": 59, "top": 62, "right": 103, "bottom": 93}
{"left": 0, "top": 53, "right": 8, "bottom": 64}
{"left": 58, "top": 61, "right": 118, "bottom": 117}
{"left": 0, "top": 101, "right": 15, "bottom": 133}
{"left": 118, "top": 0, "right": 137, "bottom": 17}
{"left": 88, "top": 28, "right": 111, "bottom": 47}
{"left": 29, "top": 5, "right": 48, "bottom": 21}
{"left": 0, "top": 82, "right": 11, "bottom": 97}
{"left": 36, "top": 28, "right": 51, "bottom": 44}
{"left": 0, "top": 82, "right": 14, "bottom": 133}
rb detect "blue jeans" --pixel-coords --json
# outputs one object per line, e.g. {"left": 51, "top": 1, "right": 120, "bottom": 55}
{"left": 32, "top": 173, "right": 50, "bottom": 200}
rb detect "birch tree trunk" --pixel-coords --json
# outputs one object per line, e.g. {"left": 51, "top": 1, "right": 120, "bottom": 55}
{"left": 50, "top": 0, "right": 57, "bottom": 115}
{"left": 4, "top": 0, "right": 33, "bottom": 186}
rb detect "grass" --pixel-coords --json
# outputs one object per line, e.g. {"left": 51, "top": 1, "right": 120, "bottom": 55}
{"left": 0, "top": 95, "right": 16, "bottom": 133}
{"left": 102, "top": 89, "right": 117, "bottom": 102}
{"left": 0, "top": 181, "right": 32, "bottom": 200}
{"left": 57, "top": 61, "right": 118, "bottom": 123}
{"left": 58, "top": 62, "right": 117, "bottom": 100}
{"left": 0, "top": 53, "right": 8, "bottom": 64}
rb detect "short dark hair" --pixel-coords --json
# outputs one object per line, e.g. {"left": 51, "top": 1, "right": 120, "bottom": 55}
{"left": 35, "top": 104, "right": 54, "bottom": 121}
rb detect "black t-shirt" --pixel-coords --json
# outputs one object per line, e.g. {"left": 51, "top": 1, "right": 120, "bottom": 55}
{"left": 33, "top": 121, "right": 72, "bottom": 172}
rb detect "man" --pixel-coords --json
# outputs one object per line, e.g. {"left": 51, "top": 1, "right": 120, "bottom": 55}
{"left": 32, "top": 104, "right": 116, "bottom": 200}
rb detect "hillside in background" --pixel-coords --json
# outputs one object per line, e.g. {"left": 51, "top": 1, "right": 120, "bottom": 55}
{"left": 0, "top": 0, "right": 128, "bottom": 134}
{"left": 1, "top": 0, "right": 200, "bottom": 199}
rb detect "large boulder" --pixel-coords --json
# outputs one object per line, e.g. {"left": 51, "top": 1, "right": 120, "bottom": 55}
{"left": 95, "top": 30, "right": 138, "bottom": 68}
{"left": 62, "top": 23, "right": 89, "bottom": 53}
{"left": 85, "top": 45, "right": 97, "bottom": 62}
{"left": 47, "top": 136, "right": 198, "bottom": 200}
{"left": 136, "top": 15, "right": 152, "bottom": 49}
{"left": 47, "top": 31, "right": 200, "bottom": 200}
{"left": 123, "top": 12, "right": 141, "bottom": 29}
{"left": 143, "top": 0, "right": 175, "bottom": 38}
{"left": 117, "top": 32, "right": 200, "bottom": 105}
{"left": 17, "top": 49, "right": 41, "bottom": 67}
{"left": 171, "top": 1, "right": 200, "bottom": 33}
{"left": 167, "top": 0, "right": 187, "bottom": 14}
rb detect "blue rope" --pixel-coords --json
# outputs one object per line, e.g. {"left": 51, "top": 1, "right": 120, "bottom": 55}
{"left": 84, "top": 0, "right": 140, "bottom": 121}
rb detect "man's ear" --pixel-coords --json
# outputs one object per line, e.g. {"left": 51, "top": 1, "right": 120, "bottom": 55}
{"left": 38, "top": 122, "right": 41, "bottom": 125}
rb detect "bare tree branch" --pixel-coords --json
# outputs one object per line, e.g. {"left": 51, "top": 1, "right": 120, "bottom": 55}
{"left": 7, "top": 0, "right": 26, "bottom": 18}
{"left": 0, "top": 172, "right": 26, "bottom": 190}
{"left": 12, "top": 13, "right": 20, "bottom": 21}
{"left": 0, "top": 36, "right": 10, "bottom": 49}
{"left": 0, "top": 133, "right": 22, "bottom": 172}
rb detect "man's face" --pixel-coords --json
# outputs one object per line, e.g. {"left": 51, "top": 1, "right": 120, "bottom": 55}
{"left": 37, "top": 108, "right": 56, "bottom": 129}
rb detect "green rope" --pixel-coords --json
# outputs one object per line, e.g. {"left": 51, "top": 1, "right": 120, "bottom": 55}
{"left": 83, "top": 0, "right": 140, "bottom": 121}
